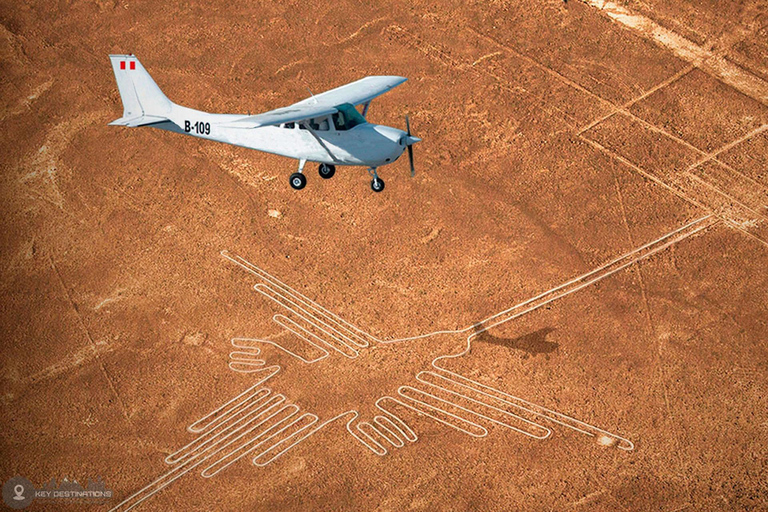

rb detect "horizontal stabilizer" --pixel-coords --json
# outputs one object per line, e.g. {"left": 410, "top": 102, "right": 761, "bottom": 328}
{"left": 109, "top": 115, "right": 171, "bottom": 127}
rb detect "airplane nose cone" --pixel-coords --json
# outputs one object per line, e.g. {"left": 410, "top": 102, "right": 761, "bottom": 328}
{"left": 373, "top": 125, "right": 406, "bottom": 144}
{"left": 405, "top": 135, "right": 421, "bottom": 145}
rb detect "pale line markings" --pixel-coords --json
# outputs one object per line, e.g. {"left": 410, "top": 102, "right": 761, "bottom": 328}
{"left": 219, "top": 215, "right": 716, "bottom": 453}
{"left": 577, "top": 64, "right": 697, "bottom": 136}
{"left": 222, "top": 214, "right": 716, "bottom": 443}
{"left": 385, "top": 214, "right": 717, "bottom": 340}
{"left": 387, "top": 10, "right": 766, "bottom": 241}
{"left": 684, "top": 124, "right": 768, "bottom": 174}
{"left": 579, "top": 0, "right": 768, "bottom": 106}
{"left": 457, "top": 19, "right": 766, "bottom": 211}
{"left": 580, "top": 135, "right": 768, "bottom": 247}
{"left": 111, "top": 216, "right": 715, "bottom": 511}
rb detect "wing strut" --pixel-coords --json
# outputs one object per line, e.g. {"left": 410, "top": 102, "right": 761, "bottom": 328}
{"left": 303, "top": 123, "right": 340, "bottom": 163}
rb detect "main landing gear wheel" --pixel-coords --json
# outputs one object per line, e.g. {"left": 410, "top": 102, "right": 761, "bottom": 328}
{"left": 318, "top": 163, "right": 336, "bottom": 179}
{"left": 289, "top": 172, "right": 306, "bottom": 190}
{"left": 371, "top": 177, "right": 385, "bottom": 192}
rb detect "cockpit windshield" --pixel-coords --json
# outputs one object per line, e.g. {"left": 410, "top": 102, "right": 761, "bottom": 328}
{"left": 332, "top": 103, "right": 366, "bottom": 131}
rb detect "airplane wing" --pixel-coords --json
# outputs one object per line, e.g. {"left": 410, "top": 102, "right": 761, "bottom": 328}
{"left": 222, "top": 76, "right": 407, "bottom": 129}
{"left": 293, "top": 76, "right": 407, "bottom": 109}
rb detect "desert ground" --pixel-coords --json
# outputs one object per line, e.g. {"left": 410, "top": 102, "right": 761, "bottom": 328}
{"left": 1, "top": 0, "right": 767, "bottom": 510}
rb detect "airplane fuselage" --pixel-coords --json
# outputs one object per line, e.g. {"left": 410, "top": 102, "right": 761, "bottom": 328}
{"left": 155, "top": 105, "right": 408, "bottom": 168}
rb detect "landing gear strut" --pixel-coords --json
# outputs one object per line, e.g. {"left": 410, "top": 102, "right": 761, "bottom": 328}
{"left": 368, "top": 167, "right": 385, "bottom": 192}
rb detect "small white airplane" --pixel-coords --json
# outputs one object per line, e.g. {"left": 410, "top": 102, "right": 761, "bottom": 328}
{"left": 108, "top": 55, "right": 420, "bottom": 192}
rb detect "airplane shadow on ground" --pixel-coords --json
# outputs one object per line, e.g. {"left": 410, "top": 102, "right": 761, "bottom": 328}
{"left": 472, "top": 326, "right": 558, "bottom": 357}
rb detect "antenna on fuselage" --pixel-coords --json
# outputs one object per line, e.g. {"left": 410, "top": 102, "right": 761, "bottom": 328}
{"left": 306, "top": 87, "right": 318, "bottom": 104}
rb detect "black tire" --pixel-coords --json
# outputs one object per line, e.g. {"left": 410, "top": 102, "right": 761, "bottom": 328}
{"left": 371, "top": 177, "right": 385, "bottom": 192}
{"left": 318, "top": 163, "right": 336, "bottom": 179}
{"left": 289, "top": 172, "right": 307, "bottom": 190}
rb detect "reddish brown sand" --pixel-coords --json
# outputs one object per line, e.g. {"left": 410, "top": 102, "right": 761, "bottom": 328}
{"left": 1, "top": 0, "right": 767, "bottom": 510}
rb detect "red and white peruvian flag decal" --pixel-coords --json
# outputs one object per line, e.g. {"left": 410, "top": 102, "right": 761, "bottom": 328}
{"left": 119, "top": 61, "right": 136, "bottom": 70}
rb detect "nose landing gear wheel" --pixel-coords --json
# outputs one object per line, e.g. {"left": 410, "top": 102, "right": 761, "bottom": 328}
{"left": 290, "top": 172, "right": 306, "bottom": 190}
{"left": 371, "top": 177, "right": 385, "bottom": 192}
{"left": 318, "top": 163, "right": 336, "bottom": 179}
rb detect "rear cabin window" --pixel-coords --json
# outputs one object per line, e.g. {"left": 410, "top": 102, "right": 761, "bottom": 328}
{"left": 310, "top": 117, "right": 330, "bottom": 131}
{"left": 332, "top": 103, "right": 366, "bottom": 131}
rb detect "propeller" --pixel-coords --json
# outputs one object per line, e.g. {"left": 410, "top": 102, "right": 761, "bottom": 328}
{"left": 404, "top": 115, "right": 419, "bottom": 177}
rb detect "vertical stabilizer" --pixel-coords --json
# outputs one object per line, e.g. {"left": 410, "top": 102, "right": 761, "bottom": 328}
{"left": 109, "top": 54, "right": 173, "bottom": 126}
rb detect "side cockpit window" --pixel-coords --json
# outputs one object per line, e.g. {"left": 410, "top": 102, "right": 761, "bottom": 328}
{"left": 332, "top": 112, "right": 345, "bottom": 131}
{"left": 332, "top": 103, "right": 366, "bottom": 131}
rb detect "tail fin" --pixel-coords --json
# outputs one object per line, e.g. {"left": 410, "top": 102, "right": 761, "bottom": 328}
{"left": 109, "top": 54, "right": 173, "bottom": 127}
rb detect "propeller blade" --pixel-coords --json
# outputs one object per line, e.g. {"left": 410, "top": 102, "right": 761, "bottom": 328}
{"left": 408, "top": 144, "right": 415, "bottom": 177}
{"left": 405, "top": 115, "right": 415, "bottom": 177}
